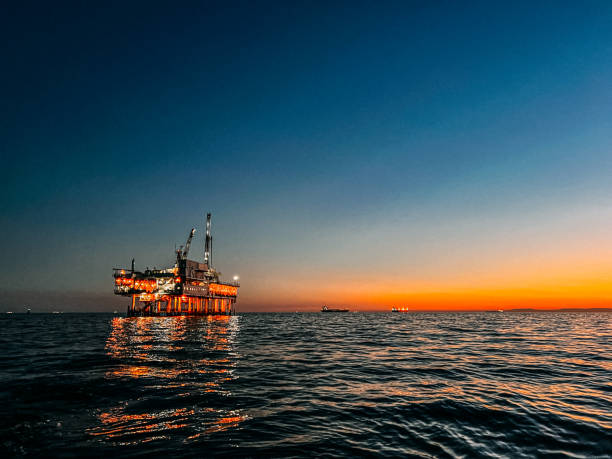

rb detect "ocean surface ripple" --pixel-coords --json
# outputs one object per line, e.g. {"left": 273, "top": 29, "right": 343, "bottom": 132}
{"left": 1, "top": 312, "right": 611, "bottom": 457}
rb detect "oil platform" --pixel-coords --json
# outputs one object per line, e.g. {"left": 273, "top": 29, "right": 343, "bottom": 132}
{"left": 113, "top": 213, "right": 239, "bottom": 316}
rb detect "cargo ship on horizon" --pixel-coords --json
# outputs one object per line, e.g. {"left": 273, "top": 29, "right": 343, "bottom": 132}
{"left": 113, "top": 213, "right": 239, "bottom": 316}
{"left": 321, "top": 305, "right": 349, "bottom": 313}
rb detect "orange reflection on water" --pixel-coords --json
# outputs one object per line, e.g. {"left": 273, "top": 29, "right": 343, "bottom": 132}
{"left": 108, "top": 365, "right": 201, "bottom": 379}
{"left": 186, "top": 412, "right": 248, "bottom": 439}
{"left": 504, "top": 381, "right": 612, "bottom": 429}
{"left": 90, "top": 315, "right": 244, "bottom": 444}
{"left": 90, "top": 407, "right": 194, "bottom": 439}
{"left": 93, "top": 407, "right": 195, "bottom": 436}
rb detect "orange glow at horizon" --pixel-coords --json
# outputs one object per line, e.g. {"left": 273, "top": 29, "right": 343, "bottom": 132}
{"left": 243, "top": 267, "right": 612, "bottom": 311}
{"left": 235, "top": 204, "right": 612, "bottom": 311}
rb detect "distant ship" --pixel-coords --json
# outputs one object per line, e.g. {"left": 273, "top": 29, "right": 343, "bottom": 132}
{"left": 321, "top": 305, "right": 349, "bottom": 313}
{"left": 391, "top": 306, "right": 409, "bottom": 312}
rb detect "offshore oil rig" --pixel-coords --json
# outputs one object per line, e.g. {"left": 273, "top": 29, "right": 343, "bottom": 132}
{"left": 113, "top": 213, "right": 239, "bottom": 316}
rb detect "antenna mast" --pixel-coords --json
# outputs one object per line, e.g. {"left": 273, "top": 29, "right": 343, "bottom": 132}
{"left": 204, "top": 213, "right": 212, "bottom": 267}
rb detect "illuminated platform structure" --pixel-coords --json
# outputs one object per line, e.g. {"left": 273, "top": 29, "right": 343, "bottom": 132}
{"left": 113, "top": 213, "right": 239, "bottom": 316}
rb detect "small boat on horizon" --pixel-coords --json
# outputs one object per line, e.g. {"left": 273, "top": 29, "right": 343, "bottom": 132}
{"left": 321, "top": 305, "right": 349, "bottom": 313}
{"left": 391, "top": 306, "right": 409, "bottom": 313}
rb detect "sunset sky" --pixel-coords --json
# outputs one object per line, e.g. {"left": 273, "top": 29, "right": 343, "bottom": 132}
{"left": 2, "top": 1, "right": 612, "bottom": 311}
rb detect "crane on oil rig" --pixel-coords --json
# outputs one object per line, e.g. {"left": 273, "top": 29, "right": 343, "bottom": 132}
{"left": 183, "top": 228, "right": 196, "bottom": 259}
{"left": 177, "top": 228, "right": 196, "bottom": 262}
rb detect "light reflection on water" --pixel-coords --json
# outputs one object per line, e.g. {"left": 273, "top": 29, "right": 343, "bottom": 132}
{"left": 2, "top": 311, "right": 610, "bottom": 456}
{"left": 88, "top": 315, "right": 246, "bottom": 444}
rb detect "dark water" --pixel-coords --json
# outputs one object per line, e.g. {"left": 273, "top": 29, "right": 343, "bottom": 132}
{"left": 1, "top": 312, "right": 610, "bottom": 457}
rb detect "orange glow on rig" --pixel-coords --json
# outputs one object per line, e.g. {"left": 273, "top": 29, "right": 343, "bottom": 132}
{"left": 112, "top": 213, "right": 239, "bottom": 316}
{"left": 209, "top": 284, "right": 238, "bottom": 296}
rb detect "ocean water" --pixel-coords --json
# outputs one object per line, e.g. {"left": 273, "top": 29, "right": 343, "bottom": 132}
{"left": 1, "top": 312, "right": 610, "bottom": 458}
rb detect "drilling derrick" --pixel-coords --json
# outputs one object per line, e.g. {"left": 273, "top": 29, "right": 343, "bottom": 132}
{"left": 113, "top": 213, "right": 239, "bottom": 316}
{"left": 204, "top": 213, "right": 212, "bottom": 267}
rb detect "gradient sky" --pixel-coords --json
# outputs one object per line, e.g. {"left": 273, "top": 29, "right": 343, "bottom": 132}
{"left": 2, "top": 1, "right": 612, "bottom": 311}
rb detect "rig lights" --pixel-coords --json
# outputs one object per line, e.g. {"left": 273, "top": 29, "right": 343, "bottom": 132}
{"left": 209, "top": 284, "right": 238, "bottom": 296}
{"left": 115, "top": 277, "right": 157, "bottom": 293}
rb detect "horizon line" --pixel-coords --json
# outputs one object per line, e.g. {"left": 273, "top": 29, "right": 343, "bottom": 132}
{"left": 3, "top": 307, "right": 611, "bottom": 314}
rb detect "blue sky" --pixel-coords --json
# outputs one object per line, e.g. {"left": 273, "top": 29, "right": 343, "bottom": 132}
{"left": 2, "top": 1, "right": 612, "bottom": 310}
